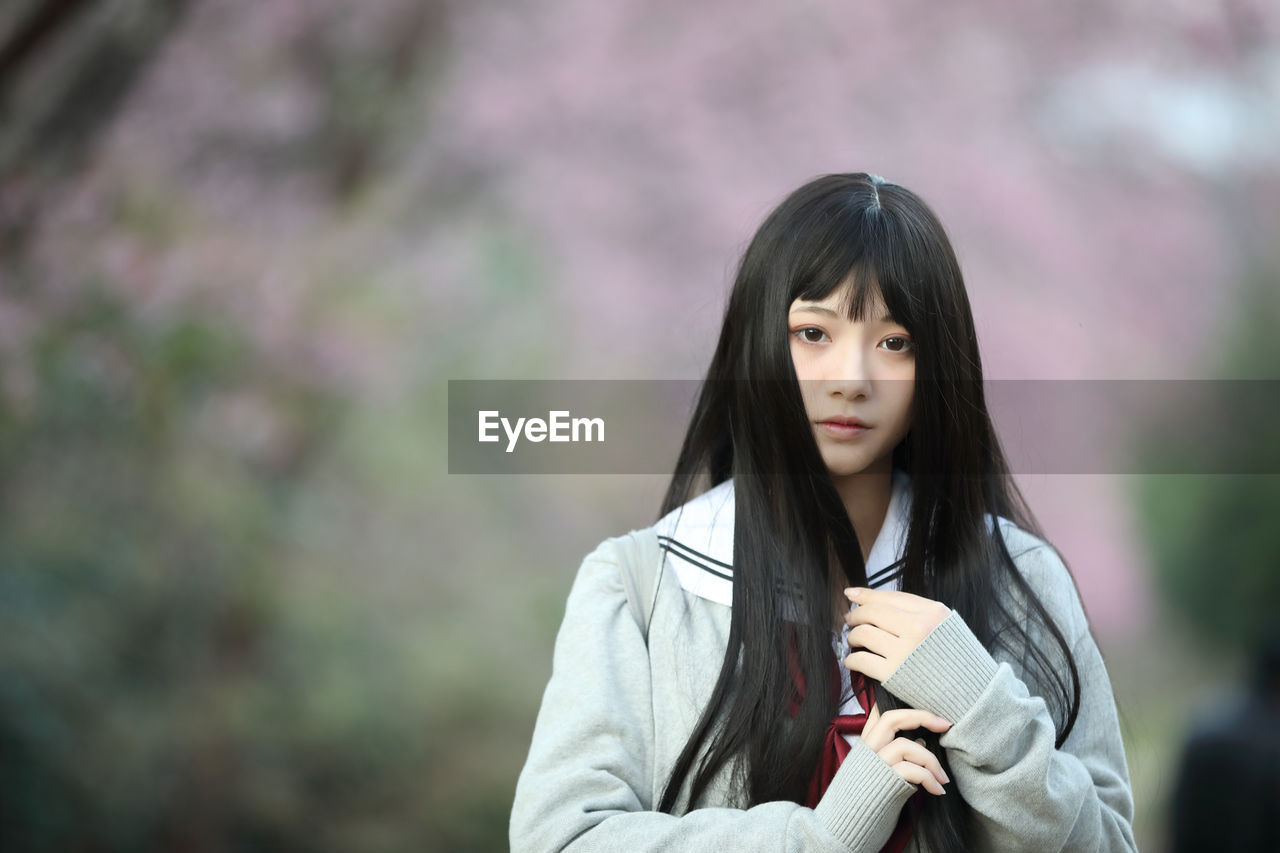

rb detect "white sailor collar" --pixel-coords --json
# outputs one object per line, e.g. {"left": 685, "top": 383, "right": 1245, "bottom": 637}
{"left": 653, "top": 469, "right": 913, "bottom": 608}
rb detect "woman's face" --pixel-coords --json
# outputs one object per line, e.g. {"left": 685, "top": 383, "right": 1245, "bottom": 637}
{"left": 788, "top": 283, "right": 915, "bottom": 480}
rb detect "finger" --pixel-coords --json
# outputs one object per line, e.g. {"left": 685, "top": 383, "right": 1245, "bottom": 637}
{"left": 843, "top": 649, "right": 891, "bottom": 683}
{"left": 879, "top": 737, "right": 950, "bottom": 788}
{"left": 846, "top": 587, "right": 937, "bottom": 612}
{"left": 890, "top": 761, "right": 947, "bottom": 796}
{"left": 861, "top": 708, "right": 951, "bottom": 751}
{"left": 869, "top": 708, "right": 952, "bottom": 740}
{"left": 846, "top": 623, "right": 901, "bottom": 658}
{"left": 844, "top": 602, "right": 913, "bottom": 635}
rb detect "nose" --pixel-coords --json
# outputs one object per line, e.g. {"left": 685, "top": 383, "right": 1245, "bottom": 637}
{"left": 829, "top": 340, "right": 872, "bottom": 401}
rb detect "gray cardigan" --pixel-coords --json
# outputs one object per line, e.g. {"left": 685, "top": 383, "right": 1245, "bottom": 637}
{"left": 510, "top": 521, "right": 1137, "bottom": 852}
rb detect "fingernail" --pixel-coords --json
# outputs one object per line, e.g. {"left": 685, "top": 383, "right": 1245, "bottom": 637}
{"left": 934, "top": 715, "right": 951, "bottom": 727}
{"left": 844, "top": 588, "right": 863, "bottom": 600}
{"left": 942, "top": 771, "right": 951, "bottom": 784}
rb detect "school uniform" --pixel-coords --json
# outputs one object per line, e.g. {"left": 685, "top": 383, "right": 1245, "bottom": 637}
{"left": 510, "top": 473, "right": 1137, "bottom": 852}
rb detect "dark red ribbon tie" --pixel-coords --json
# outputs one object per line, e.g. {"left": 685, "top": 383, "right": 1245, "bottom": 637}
{"left": 788, "top": 627, "right": 916, "bottom": 853}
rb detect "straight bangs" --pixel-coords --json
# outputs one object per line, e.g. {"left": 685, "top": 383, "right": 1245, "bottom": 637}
{"left": 788, "top": 201, "right": 929, "bottom": 343}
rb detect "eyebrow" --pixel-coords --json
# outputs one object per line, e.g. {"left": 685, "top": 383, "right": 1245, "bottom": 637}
{"left": 789, "top": 304, "right": 897, "bottom": 324}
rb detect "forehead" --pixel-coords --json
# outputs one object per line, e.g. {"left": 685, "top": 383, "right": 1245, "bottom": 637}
{"left": 790, "top": 280, "right": 890, "bottom": 320}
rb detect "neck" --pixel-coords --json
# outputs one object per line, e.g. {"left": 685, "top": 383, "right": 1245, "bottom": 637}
{"left": 827, "top": 469, "right": 894, "bottom": 629}
{"left": 831, "top": 470, "right": 895, "bottom": 564}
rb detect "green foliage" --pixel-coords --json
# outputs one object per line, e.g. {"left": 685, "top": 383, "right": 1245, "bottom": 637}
{"left": 0, "top": 288, "right": 454, "bottom": 851}
{"left": 1133, "top": 267, "right": 1280, "bottom": 653}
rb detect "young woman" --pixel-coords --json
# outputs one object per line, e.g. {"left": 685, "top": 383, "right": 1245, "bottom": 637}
{"left": 510, "top": 173, "right": 1137, "bottom": 851}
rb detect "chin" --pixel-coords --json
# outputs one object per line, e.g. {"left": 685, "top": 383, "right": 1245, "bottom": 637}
{"left": 822, "top": 457, "right": 873, "bottom": 478}
{"left": 820, "top": 448, "right": 894, "bottom": 478}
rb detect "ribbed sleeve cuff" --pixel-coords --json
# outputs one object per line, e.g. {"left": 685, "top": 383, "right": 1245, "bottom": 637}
{"left": 813, "top": 737, "right": 915, "bottom": 850}
{"left": 882, "top": 610, "right": 999, "bottom": 725}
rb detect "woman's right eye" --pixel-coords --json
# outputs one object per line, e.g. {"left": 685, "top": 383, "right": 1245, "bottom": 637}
{"left": 793, "top": 327, "right": 828, "bottom": 344}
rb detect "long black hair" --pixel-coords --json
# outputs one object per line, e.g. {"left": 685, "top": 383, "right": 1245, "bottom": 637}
{"left": 654, "top": 173, "right": 1082, "bottom": 851}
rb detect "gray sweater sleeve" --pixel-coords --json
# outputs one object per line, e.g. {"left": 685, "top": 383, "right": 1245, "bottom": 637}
{"left": 881, "top": 543, "right": 1138, "bottom": 852}
{"left": 510, "top": 537, "right": 916, "bottom": 853}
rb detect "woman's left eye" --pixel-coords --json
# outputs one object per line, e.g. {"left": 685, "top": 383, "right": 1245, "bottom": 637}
{"left": 881, "top": 336, "right": 913, "bottom": 353}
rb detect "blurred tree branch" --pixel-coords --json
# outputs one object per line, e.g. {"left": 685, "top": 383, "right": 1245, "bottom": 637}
{"left": 0, "top": 0, "right": 192, "bottom": 262}
{"left": 0, "top": 0, "right": 93, "bottom": 80}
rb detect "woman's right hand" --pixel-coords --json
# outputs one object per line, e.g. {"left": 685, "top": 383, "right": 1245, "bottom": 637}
{"left": 860, "top": 704, "right": 952, "bottom": 796}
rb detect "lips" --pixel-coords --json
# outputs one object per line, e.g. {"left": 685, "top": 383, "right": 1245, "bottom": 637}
{"left": 820, "top": 416, "right": 869, "bottom": 428}
{"left": 817, "top": 416, "right": 870, "bottom": 440}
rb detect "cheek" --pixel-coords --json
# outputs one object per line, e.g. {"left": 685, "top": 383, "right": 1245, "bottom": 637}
{"left": 795, "top": 381, "right": 820, "bottom": 421}
{"left": 790, "top": 346, "right": 822, "bottom": 411}
{"left": 894, "top": 383, "right": 915, "bottom": 431}
{"left": 789, "top": 341, "right": 816, "bottom": 381}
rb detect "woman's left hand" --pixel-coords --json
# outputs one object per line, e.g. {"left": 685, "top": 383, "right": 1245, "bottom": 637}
{"left": 842, "top": 587, "right": 951, "bottom": 682}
